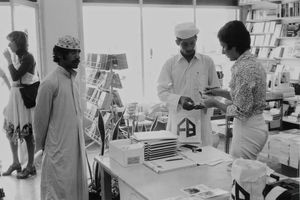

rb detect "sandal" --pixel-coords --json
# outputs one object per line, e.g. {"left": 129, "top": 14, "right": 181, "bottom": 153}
{"left": 2, "top": 163, "right": 22, "bottom": 176}
{"left": 17, "top": 166, "right": 36, "bottom": 179}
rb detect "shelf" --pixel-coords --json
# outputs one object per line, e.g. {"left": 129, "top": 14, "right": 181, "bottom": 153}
{"left": 257, "top": 57, "right": 279, "bottom": 62}
{"left": 239, "top": 0, "right": 279, "bottom": 9}
{"left": 246, "top": 17, "right": 281, "bottom": 22}
{"left": 256, "top": 57, "right": 300, "bottom": 61}
{"left": 252, "top": 45, "right": 276, "bottom": 47}
{"left": 277, "top": 37, "right": 300, "bottom": 40}
{"left": 250, "top": 32, "right": 274, "bottom": 35}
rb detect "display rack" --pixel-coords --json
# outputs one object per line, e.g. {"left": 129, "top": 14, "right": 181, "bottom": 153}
{"left": 84, "top": 53, "right": 128, "bottom": 148}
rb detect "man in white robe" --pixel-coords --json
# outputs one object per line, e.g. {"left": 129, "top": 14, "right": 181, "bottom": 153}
{"left": 157, "top": 22, "right": 220, "bottom": 145}
{"left": 34, "top": 35, "right": 88, "bottom": 200}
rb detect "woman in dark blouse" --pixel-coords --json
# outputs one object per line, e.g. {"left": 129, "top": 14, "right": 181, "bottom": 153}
{"left": 2, "top": 31, "right": 38, "bottom": 179}
{"left": 203, "top": 21, "right": 268, "bottom": 160}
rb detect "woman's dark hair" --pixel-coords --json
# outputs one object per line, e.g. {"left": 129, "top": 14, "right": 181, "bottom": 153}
{"left": 217, "top": 20, "right": 250, "bottom": 55}
{"left": 7, "top": 31, "right": 28, "bottom": 51}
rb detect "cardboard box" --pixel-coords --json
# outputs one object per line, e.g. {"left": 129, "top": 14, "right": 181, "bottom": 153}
{"left": 109, "top": 139, "right": 144, "bottom": 167}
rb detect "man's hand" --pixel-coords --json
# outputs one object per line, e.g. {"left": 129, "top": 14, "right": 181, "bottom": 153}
{"left": 179, "top": 96, "right": 194, "bottom": 111}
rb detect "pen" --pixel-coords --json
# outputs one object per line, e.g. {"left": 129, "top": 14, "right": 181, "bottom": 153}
{"left": 165, "top": 158, "right": 184, "bottom": 162}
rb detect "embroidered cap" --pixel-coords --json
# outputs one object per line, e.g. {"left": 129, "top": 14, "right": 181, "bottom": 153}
{"left": 55, "top": 35, "right": 80, "bottom": 50}
{"left": 174, "top": 22, "right": 199, "bottom": 39}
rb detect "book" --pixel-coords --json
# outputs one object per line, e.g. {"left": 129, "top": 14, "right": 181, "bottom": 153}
{"left": 98, "top": 91, "right": 113, "bottom": 110}
{"left": 112, "top": 90, "right": 123, "bottom": 107}
{"left": 143, "top": 155, "right": 197, "bottom": 174}
{"left": 111, "top": 73, "right": 122, "bottom": 89}
{"left": 252, "top": 22, "right": 265, "bottom": 33}
{"left": 282, "top": 46, "right": 294, "bottom": 58}
{"left": 254, "top": 35, "right": 265, "bottom": 46}
{"left": 250, "top": 35, "right": 256, "bottom": 46}
{"left": 263, "top": 34, "right": 271, "bottom": 46}
{"left": 96, "top": 71, "right": 113, "bottom": 90}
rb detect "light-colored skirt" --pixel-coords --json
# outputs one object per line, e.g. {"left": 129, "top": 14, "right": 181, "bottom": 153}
{"left": 3, "top": 86, "right": 34, "bottom": 143}
{"left": 230, "top": 114, "right": 268, "bottom": 160}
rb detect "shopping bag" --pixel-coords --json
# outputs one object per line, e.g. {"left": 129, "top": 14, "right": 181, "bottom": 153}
{"left": 19, "top": 81, "right": 40, "bottom": 108}
{"left": 172, "top": 110, "right": 201, "bottom": 144}
{"left": 231, "top": 159, "right": 267, "bottom": 200}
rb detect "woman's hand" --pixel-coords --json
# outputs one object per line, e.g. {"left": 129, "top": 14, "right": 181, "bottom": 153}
{"left": 204, "top": 87, "right": 224, "bottom": 96}
{"left": 202, "top": 98, "right": 217, "bottom": 108}
{"left": 0, "top": 68, "right": 5, "bottom": 77}
{"left": 3, "top": 49, "right": 12, "bottom": 64}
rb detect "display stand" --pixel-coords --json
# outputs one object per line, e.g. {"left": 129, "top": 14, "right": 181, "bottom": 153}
{"left": 84, "top": 53, "right": 128, "bottom": 149}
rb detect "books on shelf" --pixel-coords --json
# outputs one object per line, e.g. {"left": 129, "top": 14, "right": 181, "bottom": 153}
{"left": 263, "top": 34, "right": 271, "bottom": 46}
{"left": 98, "top": 54, "right": 129, "bottom": 70}
{"left": 86, "top": 53, "right": 128, "bottom": 70}
{"left": 254, "top": 35, "right": 265, "bottom": 46}
{"left": 252, "top": 22, "right": 265, "bottom": 33}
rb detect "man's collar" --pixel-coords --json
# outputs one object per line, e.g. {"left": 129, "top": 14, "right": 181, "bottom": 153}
{"left": 176, "top": 51, "right": 201, "bottom": 62}
{"left": 57, "top": 65, "right": 77, "bottom": 78}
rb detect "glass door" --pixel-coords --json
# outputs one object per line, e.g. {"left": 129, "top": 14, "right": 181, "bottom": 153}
{"left": 142, "top": 6, "right": 194, "bottom": 102}
{"left": 10, "top": 0, "right": 41, "bottom": 76}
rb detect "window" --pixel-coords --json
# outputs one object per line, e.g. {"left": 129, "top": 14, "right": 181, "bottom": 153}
{"left": 83, "top": 4, "right": 239, "bottom": 104}
{"left": 83, "top": 5, "right": 142, "bottom": 103}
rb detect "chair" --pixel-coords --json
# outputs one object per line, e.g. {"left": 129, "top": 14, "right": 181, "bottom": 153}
{"left": 149, "top": 116, "right": 158, "bottom": 131}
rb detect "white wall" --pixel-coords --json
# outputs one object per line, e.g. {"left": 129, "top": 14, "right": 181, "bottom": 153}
{"left": 39, "top": 0, "right": 84, "bottom": 76}
{"left": 39, "top": 0, "right": 86, "bottom": 114}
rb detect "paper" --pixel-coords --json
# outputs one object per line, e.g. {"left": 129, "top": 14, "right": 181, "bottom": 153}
{"left": 180, "top": 146, "right": 232, "bottom": 165}
{"left": 180, "top": 184, "right": 229, "bottom": 199}
{"left": 163, "top": 196, "right": 203, "bottom": 200}
{"left": 143, "top": 155, "right": 197, "bottom": 173}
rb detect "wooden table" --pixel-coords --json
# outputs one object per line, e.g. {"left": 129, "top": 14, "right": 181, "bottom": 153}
{"left": 95, "top": 148, "right": 233, "bottom": 200}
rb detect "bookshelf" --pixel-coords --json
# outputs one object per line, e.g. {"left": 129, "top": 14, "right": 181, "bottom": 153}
{"left": 239, "top": 0, "right": 300, "bottom": 129}
{"left": 241, "top": 0, "right": 300, "bottom": 78}
{"left": 84, "top": 53, "right": 128, "bottom": 147}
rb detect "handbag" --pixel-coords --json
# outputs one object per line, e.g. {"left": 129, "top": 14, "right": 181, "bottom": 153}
{"left": 19, "top": 81, "right": 40, "bottom": 109}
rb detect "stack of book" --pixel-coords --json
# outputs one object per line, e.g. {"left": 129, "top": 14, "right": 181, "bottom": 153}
{"left": 131, "top": 131, "right": 178, "bottom": 161}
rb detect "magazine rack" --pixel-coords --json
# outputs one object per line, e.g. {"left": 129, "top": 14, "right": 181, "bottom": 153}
{"left": 84, "top": 53, "right": 128, "bottom": 148}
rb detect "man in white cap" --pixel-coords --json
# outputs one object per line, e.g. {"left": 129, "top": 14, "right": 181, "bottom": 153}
{"left": 34, "top": 35, "right": 88, "bottom": 200}
{"left": 157, "top": 22, "right": 220, "bottom": 145}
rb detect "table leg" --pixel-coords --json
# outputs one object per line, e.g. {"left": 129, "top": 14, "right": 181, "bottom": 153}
{"left": 100, "top": 166, "right": 112, "bottom": 200}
